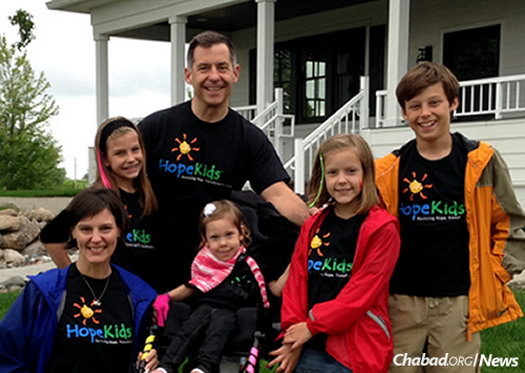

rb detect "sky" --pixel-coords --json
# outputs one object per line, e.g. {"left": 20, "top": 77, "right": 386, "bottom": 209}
{"left": 0, "top": 1, "right": 172, "bottom": 179}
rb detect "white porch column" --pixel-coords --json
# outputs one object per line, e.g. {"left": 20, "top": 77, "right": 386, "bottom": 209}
{"left": 95, "top": 34, "right": 109, "bottom": 125}
{"left": 169, "top": 16, "right": 187, "bottom": 105}
{"left": 385, "top": 0, "right": 410, "bottom": 127}
{"left": 256, "top": 0, "right": 275, "bottom": 115}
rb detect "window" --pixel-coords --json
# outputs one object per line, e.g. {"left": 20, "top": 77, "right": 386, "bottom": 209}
{"left": 304, "top": 56, "right": 327, "bottom": 118}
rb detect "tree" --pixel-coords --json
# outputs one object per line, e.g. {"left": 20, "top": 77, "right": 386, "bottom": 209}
{"left": 0, "top": 10, "right": 64, "bottom": 189}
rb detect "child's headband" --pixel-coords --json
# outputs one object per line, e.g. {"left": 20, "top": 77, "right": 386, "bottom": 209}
{"left": 98, "top": 119, "right": 136, "bottom": 150}
{"left": 96, "top": 119, "right": 136, "bottom": 189}
{"left": 308, "top": 153, "right": 325, "bottom": 208}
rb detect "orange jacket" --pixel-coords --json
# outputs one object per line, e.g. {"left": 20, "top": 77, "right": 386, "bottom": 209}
{"left": 375, "top": 132, "right": 525, "bottom": 338}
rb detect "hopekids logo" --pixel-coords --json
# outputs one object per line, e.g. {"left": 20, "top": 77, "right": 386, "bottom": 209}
{"left": 399, "top": 200, "right": 465, "bottom": 221}
{"left": 159, "top": 133, "right": 224, "bottom": 182}
{"left": 126, "top": 229, "right": 151, "bottom": 245}
{"left": 308, "top": 257, "right": 353, "bottom": 276}
{"left": 400, "top": 171, "right": 465, "bottom": 221}
{"left": 66, "top": 323, "right": 132, "bottom": 344}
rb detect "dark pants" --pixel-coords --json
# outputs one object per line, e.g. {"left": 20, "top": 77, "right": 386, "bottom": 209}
{"left": 160, "top": 304, "right": 236, "bottom": 373}
{"left": 295, "top": 347, "right": 353, "bottom": 373}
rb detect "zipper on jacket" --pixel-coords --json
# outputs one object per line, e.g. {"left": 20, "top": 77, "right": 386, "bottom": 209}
{"left": 366, "top": 310, "right": 390, "bottom": 339}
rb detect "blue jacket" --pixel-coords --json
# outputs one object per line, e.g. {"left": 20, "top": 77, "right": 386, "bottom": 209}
{"left": 0, "top": 264, "right": 157, "bottom": 373}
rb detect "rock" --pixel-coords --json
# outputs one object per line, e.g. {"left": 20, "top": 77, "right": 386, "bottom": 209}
{"left": 509, "top": 269, "right": 525, "bottom": 290}
{"left": 22, "top": 240, "right": 47, "bottom": 258}
{"left": 0, "top": 208, "right": 18, "bottom": 217}
{"left": 3, "top": 249, "right": 26, "bottom": 266}
{"left": 7, "top": 284, "right": 24, "bottom": 292}
{"left": 1, "top": 275, "right": 26, "bottom": 288}
{"left": 22, "top": 207, "right": 54, "bottom": 222}
{"left": 0, "top": 215, "right": 23, "bottom": 232}
{"left": 0, "top": 203, "right": 18, "bottom": 212}
{"left": 0, "top": 216, "right": 40, "bottom": 251}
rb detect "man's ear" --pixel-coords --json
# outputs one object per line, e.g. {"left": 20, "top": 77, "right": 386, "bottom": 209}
{"left": 184, "top": 67, "right": 192, "bottom": 84}
{"left": 233, "top": 64, "right": 240, "bottom": 83}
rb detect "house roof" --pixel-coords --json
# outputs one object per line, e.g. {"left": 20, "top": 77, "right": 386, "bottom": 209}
{"left": 47, "top": 0, "right": 374, "bottom": 41}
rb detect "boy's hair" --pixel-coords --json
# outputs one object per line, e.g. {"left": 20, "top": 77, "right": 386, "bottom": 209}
{"left": 94, "top": 116, "right": 157, "bottom": 216}
{"left": 307, "top": 134, "right": 379, "bottom": 213}
{"left": 396, "top": 62, "right": 460, "bottom": 110}
{"left": 187, "top": 30, "right": 237, "bottom": 68}
{"left": 199, "top": 199, "right": 252, "bottom": 248}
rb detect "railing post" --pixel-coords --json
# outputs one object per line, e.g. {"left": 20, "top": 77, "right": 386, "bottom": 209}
{"left": 359, "top": 76, "right": 369, "bottom": 131}
{"left": 294, "top": 138, "right": 305, "bottom": 194}
{"left": 495, "top": 81, "right": 503, "bottom": 119}
{"left": 275, "top": 88, "right": 284, "bottom": 157}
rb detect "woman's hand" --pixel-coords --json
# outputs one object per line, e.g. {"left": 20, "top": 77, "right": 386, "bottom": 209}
{"left": 284, "top": 322, "right": 312, "bottom": 349}
{"left": 137, "top": 348, "right": 159, "bottom": 372}
{"left": 268, "top": 343, "right": 302, "bottom": 373}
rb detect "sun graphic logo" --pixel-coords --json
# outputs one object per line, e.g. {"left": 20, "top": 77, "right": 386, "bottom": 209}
{"left": 402, "top": 172, "right": 433, "bottom": 201}
{"left": 171, "top": 133, "right": 200, "bottom": 161}
{"left": 309, "top": 229, "right": 331, "bottom": 257}
{"left": 73, "top": 296, "right": 102, "bottom": 326}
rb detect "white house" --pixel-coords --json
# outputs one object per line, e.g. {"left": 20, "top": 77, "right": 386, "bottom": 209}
{"left": 46, "top": 0, "right": 525, "bottom": 204}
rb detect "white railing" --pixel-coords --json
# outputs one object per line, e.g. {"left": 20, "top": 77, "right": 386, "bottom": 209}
{"left": 234, "top": 105, "right": 257, "bottom": 121}
{"left": 233, "top": 88, "right": 294, "bottom": 158}
{"left": 375, "top": 74, "right": 525, "bottom": 124}
{"left": 375, "top": 90, "right": 387, "bottom": 127}
{"left": 456, "top": 74, "right": 525, "bottom": 119}
{"left": 285, "top": 77, "right": 369, "bottom": 193}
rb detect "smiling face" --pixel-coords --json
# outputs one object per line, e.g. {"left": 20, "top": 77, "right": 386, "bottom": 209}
{"left": 73, "top": 208, "right": 120, "bottom": 270}
{"left": 185, "top": 43, "right": 240, "bottom": 118}
{"left": 324, "top": 147, "right": 364, "bottom": 219}
{"left": 204, "top": 217, "right": 243, "bottom": 262}
{"left": 104, "top": 130, "right": 143, "bottom": 191}
{"left": 402, "top": 82, "right": 459, "bottom": 145}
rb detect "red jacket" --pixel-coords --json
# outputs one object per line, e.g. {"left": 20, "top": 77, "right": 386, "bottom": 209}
{"left": 281, "top": 205, "right": 400, "bottom": 373}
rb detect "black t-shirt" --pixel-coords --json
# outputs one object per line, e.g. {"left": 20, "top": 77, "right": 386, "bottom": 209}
{"left": 391, "top": 135, "right": 470, "bottom": 296}
{"left": 139, "top": 101, "right": 290, "bottom": 290}
{"left": 111, "top": 189, "right": 160, "bottom": 290}
{"left": 193, "top": 258, "right": 264, "bottom": 311}
{"left": 306, "top": 209, "right": 366, "bottom": 349}
{"left": 47, "top": 265, "right": 134, "bottom": 373}
{"left": 307, "top": 210, "right": 367, "bottom": 308}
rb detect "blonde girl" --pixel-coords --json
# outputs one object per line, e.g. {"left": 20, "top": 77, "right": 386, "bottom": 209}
{"left": 269, "top": 134, "right": 400, "bottom": 373}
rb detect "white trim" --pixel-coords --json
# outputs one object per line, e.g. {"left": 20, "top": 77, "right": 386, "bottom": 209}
{"left": 169, "top": 15, "right": 187, "bottom": 105}
{"left": 256, "top": 0, "right": 276, "bottom": 115}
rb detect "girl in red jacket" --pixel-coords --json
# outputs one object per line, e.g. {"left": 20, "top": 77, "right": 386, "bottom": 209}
{"left": 269, "top": 134, "right": 400, "bottom": 373}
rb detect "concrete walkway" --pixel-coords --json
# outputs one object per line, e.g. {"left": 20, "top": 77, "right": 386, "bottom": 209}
{"left": 0, "top": 196, "right": 71, "bottom": 215}
{"left": 0, "top": 262, "right": 56, "bottom": 283}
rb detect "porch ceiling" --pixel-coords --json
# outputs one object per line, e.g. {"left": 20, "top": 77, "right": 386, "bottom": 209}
{"left": 114, "top": 0, "right": 373, "bottom": 41}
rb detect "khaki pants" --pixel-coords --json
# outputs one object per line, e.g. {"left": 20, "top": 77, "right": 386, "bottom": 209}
{"left": 389, "top": 295, "right": 480, "bottom": 373}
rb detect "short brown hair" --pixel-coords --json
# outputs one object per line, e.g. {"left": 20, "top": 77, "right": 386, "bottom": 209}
{"left": 396, "top": 62, "right": 459, "bottom": 110}
{"left": 187, "top": 30, "right": 237, "bottom": 68}
{"left": 307, "top": 134, "right": 379, "bottom": 213}
{"left": 199, "top": 200, "right": 251, "bottom": 248}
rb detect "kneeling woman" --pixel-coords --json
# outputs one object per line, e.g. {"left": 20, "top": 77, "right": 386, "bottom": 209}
{"left": 0, "top": 188, "right": 158, "bottom": 372}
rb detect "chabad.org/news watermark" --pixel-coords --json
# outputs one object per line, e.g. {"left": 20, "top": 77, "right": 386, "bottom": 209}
{"left": 393, "top": 353, "right": 519, "bottom": 368}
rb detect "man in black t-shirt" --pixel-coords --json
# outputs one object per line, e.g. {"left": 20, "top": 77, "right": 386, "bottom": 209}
{"left": 139, "top": 31, "right": 308, "bottom": 292}
{"left": 376, "top": 62, "right": 525, "bottom": 372}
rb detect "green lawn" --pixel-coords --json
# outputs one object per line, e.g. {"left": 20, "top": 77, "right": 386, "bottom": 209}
{"left": 480, "top": 289, "right": 525, "bottom": 372}
{"left": 1, "top": 290, "right": 524, "bottom": 371}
